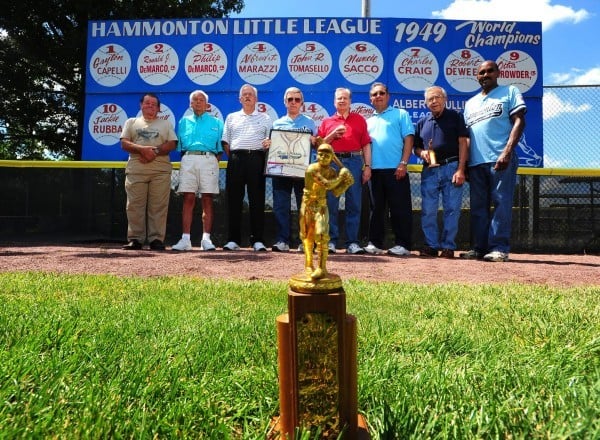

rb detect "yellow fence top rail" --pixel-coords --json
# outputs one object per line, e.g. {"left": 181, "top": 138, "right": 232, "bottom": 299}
{"left": 0, "top": 160, "right": 599, "bottom": 176}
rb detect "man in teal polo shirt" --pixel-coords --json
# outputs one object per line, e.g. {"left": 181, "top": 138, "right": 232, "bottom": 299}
{"left": 172, "top": 90, "right": 224, "bottom": 252}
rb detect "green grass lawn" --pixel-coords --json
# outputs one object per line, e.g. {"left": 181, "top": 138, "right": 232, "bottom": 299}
{"left": 0, "top": 273, "right": 598, "bottom": 439}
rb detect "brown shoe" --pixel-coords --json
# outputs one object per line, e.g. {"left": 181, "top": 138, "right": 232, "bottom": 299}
{"left": 440, "top": 249, "right": 454, "bottom": 259}
{"left": 419, "top": 246, "right": 438, "bottom": 257}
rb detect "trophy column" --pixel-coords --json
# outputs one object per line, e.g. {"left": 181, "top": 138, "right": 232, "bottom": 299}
{"left": 274, "top": 274, "right": 368, "bottom": 439}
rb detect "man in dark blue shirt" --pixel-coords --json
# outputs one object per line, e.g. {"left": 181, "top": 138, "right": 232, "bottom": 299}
{"left": 414, "top": 86, "right": 469, "bottom": 259}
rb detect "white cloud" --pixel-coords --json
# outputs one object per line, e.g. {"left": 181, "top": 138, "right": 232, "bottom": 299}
{"left": 542, "top": 91, "right": 591, "bottom": 120}
{"left": 433, "top": 0, "right": 590, "bottom": 31}
{"left": 542, "top": 153, "right": 568, "bottom": 168}
{"left": 547, "top": 67, "right": 600, "bottom": 85}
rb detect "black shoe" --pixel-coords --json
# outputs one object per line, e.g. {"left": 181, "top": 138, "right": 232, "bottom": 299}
{"left": 122, "top": 239, "right": 142, "bottom": 250}
{"left": 439, "top": 249, "right": 454, "bottom": 259}
{"left": 459, "top": 249, "right": 484, "bottom": 260}
{"left": 149, "top": 239, "right": 165, "bottom": 251}
{"left": 419, "top": 245, "right": 438, "bottom": 257}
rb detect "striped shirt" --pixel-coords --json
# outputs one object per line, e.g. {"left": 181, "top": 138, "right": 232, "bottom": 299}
{"left": 222, "top": 109, "right": 272, "bottom": 151}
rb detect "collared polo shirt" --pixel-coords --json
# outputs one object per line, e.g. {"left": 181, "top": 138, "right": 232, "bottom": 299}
{"left": 177, "top": 112, "right": 224, "bottom": 154}
{"left": 414, "top": 109, "right": 468, "bottom": 162}
{"left": 367, "top": 106, "right": 414, "bottom": 169}
{"left": 222, "top": 109, "right": 272, "bottom": 151}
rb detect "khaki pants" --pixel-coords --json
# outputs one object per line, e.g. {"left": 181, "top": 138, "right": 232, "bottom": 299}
{"left": 124, "top": 171, "right": 171, "bottom": 243}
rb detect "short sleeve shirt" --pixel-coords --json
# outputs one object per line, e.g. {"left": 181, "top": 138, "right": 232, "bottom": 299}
{"left": 177, "top": 112, "right": 224, "bottom": 154}
{"left": 464, "top": 85, "right": 526, "bottom": 166}
{"left": 318, "top": 112, "right": 370, "bottom": 153}
{"left": 367, "top": 106, "right": 415, "bottom": 169}
{"left": 222, "top": 109, "right": 272, "bottom": 151}
{"left": 414, "top": 109, "right": 468, "bottom": 163}
{"left": 120, "top": 117, "right": 177, "bottom": 173}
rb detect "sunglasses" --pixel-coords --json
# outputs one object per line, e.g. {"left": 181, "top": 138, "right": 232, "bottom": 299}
{"left": 287, "top": 97, "right": 302, "bottom": 103}
{"left": 370, "top": 91, "right": 386, "bottom": 97}
{"left": 478, "top": 67, "right": 496, "bottom": 75}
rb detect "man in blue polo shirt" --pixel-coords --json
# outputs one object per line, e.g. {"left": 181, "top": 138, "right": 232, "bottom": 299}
{"left": 365, "top": 82, "right": 415, "bottom": 256}
{"left": 172, "top": 90, "right": 224, "bottom": 252}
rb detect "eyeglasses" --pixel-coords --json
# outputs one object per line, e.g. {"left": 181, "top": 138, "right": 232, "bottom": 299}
{"left": 370, "top": 91, "right": 386, "bottom": 97}
{"left": 478, "top": 67, "right": 496, "bottom": 75}
{"left": 287, "top": 97, "right": 302, "bottom": 103}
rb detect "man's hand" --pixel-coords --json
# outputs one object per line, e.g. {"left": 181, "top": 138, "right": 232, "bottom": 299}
{"left": 139, "top": 146, "right": 157, "bottom": 164}
{"left": 494, "top": 150, "right": 511, "bottom": 170}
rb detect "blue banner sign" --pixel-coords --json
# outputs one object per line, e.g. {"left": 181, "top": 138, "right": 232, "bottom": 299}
{"left": 84, "top": 17, "right": 542, "bottom": 167}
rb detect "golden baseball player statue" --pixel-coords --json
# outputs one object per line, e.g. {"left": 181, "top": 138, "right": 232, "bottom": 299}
{"left": 299, "top": 143, "right": 354, "bottom": 280}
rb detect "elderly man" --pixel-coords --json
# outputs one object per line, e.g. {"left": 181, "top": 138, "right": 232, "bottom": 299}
{"left": 414, "top": 85, "right": 469, "bottom": 259}
{"left": 171, "top": 90, "right": 224, "bottom": 252}
{"left": 317, "top": 87, "right": 372, "bottom": 254}
{"left": 221, "top": 84, "right": 272, "bottom": 251}
{"left": 270, "top": 86, "right": 317, "bottom": 252}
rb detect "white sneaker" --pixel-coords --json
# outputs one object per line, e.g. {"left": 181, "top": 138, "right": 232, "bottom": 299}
{"left": 223, "top": 241, "right": 240, "bottom": 251}
{"left": 347, "top": 243, "right": 365, "bottom": 254}
{"left": 201, "top": 238, "right": 216, "bottom": 251}
{"left": 171, "top": 237, "right": 192, "bottom": 251}
{"left": 388, "top": 245, "right": 410, "bottom": 256}
{"left": 297, "top": 243, "right": 304, "bottom": 252}
{"left": 364, "top": 242, "right": 384, "bottom": 255}
{"left": 272, "top": 241, "right": 290, "bottom": 252}
{"left": 253, "top": 241, "right": 267, "bottom": 252}
{"left": 328, "top": 242, "right": 337, "bottom": 254}
{"left": 483, "top": 251, "right": 509, "bottom": 262}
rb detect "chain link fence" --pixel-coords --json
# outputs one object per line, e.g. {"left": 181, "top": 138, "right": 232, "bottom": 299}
{"left": 1, "top": 86, "right": 598, "bottom": 253}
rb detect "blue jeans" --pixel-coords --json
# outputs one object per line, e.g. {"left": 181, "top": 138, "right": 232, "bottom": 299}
{"left": 272, "top": 176, "right": 303, "bottom": 244}
{"left": 420, "top": 162, "right": 463, "bottom": 250}
{"left": 327, "top": 155, "right": 363, "bottom": 247}
{"left": 468, "top": 154, "right": 518, "bottom": 254}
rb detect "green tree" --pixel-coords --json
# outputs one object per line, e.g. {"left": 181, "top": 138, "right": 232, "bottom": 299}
{"left": 0, "top": 0, "right": 244, "bottom": 160}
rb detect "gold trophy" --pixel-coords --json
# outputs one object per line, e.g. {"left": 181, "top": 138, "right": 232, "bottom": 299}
{"left": 292, "top": 142, "right": 354, "bottom": 289}
{"left": 427, "top": 138, "right": 439, "bottom": 167}
{"left": 274, "top": 142, "right": 369, "bottom": 439}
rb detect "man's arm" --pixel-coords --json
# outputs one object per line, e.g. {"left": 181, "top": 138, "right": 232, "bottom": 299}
{"left": 496, "top": 110, "right": 525, "bottom": 170}
{"left": 395, "top": 134, "right": 414, "bottom": 180}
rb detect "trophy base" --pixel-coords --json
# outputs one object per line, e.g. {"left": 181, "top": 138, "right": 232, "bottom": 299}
{"left": 267, "top": 414, "right": 370, "bottom": 439}
{"left": 289, "top": 271, "right": 343, "bottom": 294}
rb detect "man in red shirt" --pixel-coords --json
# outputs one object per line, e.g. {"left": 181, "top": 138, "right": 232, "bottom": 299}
{"left": 318, "top": 87, "right": 372, "bottom": 254}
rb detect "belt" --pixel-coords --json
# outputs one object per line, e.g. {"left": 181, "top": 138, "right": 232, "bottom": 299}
{"left": 185, "top": 151, "right": 215, "bottom": 156}
{"left": 336, "top": 150, "right": 362, "bottom": 158}
{"left": 231, "top": 149, "right": 264, "bottom": 155}
{"left": 427, "top": 156, "right": 459, "bottom": 166}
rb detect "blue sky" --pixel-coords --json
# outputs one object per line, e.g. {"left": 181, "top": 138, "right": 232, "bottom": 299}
{"left": 232, "top": 0, "right": 599, "bottom": 168}
{"left": 232, "top": 0, "right": 599, "bottom": 86}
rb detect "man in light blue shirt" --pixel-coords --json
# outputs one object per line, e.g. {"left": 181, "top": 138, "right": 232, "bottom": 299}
{"left": 270, "top": 87, "right": 317, "bottom": 252}
{"left": 462, "top": 60, "right": 526, "bottom": 262}
{"left": 365, "top": 82, "right": 415, "bottom": 256}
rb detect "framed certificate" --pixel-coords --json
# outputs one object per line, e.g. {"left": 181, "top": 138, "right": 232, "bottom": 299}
{"left": 265, "top": 129, "right": 312, "bottom": 178}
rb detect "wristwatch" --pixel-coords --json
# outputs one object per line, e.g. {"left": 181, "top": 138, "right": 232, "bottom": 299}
{"left": 153, "top": 147, "right": 160, "bottom": 155}
{"left": 399, "top": 160, "right": 408, "bottom": 166}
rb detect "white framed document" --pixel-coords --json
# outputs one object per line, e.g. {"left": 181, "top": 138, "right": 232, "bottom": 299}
{"left": 265, "top": 129, "right": 312, "bottom": 178}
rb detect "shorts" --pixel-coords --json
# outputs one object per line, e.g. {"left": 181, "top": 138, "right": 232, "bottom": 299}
{"left": 177, "top": 153, "right": 220, "bottom": 195}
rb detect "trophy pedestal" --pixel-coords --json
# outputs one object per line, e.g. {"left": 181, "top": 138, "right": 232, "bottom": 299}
{"left": 271, "top": 273, "right": 370, "bottom": 439}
